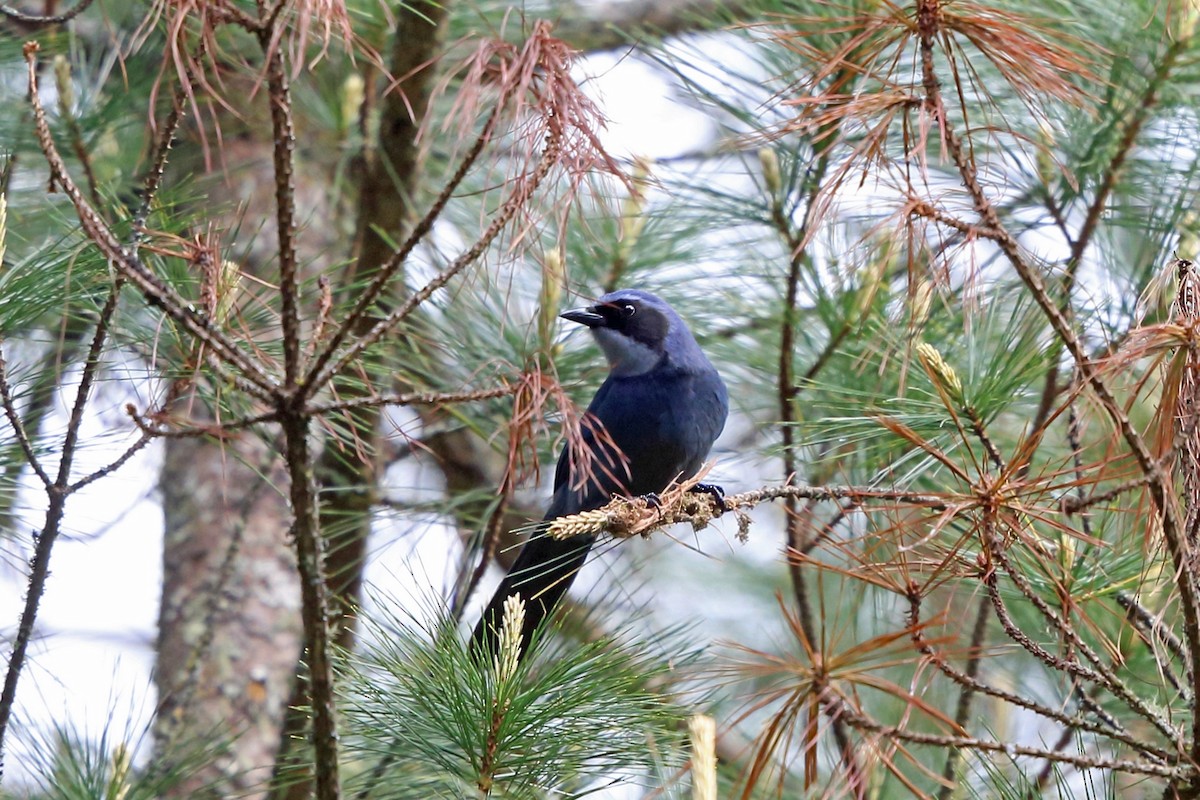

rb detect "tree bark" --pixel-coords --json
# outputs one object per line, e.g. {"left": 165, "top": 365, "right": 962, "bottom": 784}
{"left": 155, "top": 422, "right": 300, "bottom": 799}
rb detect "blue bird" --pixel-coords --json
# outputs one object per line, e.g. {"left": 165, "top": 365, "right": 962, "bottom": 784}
{"left": 472, "top": 289, "right": 729, "bottom": 657}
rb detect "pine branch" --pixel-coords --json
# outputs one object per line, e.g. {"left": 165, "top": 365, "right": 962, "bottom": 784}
{"left": 23, "top": 43, "right": 279, "bottom": 397}
{"left": 912, "top": 5, "right": 1200, "bottom": 771}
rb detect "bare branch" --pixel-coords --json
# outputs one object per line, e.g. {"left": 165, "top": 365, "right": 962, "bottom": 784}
{"left": 1, "top": 0, "right": 94, "bottom": 25}
{"left": 832, "top": 692, "right": 1189, "bottom": 781}
{"left": 0, "top": 239, "right": 124, "bottom": 776}
{"left": 260, "top": 33, "right": 303, "bottom": 388}
{"left": 0, "top": 344, "right": 52, "bottom": 488}
{"left": 310, "top": 130, "right": 564, "bottom": 391}
{"left": 906, "top": 593, "right": 1175, "bottom": 765}
{"left": 67, "top": 431, "right": 155, "bottom": 493}
{"left": 541, "top": 475, "right": 950, "bottom": 544}
{"left": 1116, "top": 589, "right": 1193, "bottom": 699}
{"left": 980, "top": 519, "right": 1181, "bottom": 745}
{"left": 279, "top": 403, "right": 341, "bottom": 800}
{"left": 127, "top": 404, "right": 276, "bottom": 438}
{"left": 1061, "top": 470, "right": 1155, "bottom": 514}
{"left": 305, "top": 385, "right": 516, "bottom": 416}
{"left": 0, "top": 485, "right": 69, "bottom": 781}
{"left": 302, "top": 104, "right": 502, "bottom": 394}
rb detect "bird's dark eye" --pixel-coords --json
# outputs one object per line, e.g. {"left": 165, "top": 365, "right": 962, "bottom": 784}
{"left": 622, "top": 303, "right": 636, "bottom": 317}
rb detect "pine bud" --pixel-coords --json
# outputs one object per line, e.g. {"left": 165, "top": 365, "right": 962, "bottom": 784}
{"left": 1178, "top": 0, "right": 1200, "bottom": 40}
{"left": 547, "top": 509, "right": 609, "bottom": 539}
{"left": 688, "top": 714, "right": 717, "bottom": 800}
{"left": 54, "top": 55, "right": 74, "bottom": 116}
{"left": 852, "top": 239, "right": 892, "bottom": 322}
{"left": 214, "top": 259, "right": 242, "bottom": 327}
{"left": 617, "top": 158, "right": 650, "bottom": 266}
{"left": 341, "top": 73, "right": 365, "bottom": 134}
{"left": 1035, "top": 120, "right": 1057, "bottom": 187}
{"left": 909, "top": 278, "right": 933, "bottom": 331}
{"left": 538, "top": 249, "right": 565, "bottom": 351}
{"left": 759, "top": 147, "right": 782, "bottom": 197}
{"left": 494, "top": 594, "right": 526, "bottom": 682}
{"left": 916, "top": 341, "right": 963, "bottom": 402}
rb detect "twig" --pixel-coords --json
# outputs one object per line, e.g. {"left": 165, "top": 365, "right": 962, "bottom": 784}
{"left": 1031, "top": 684, "right": 1123, "bottom": 791}
{"left": 135, "top": 26, "right": 207, "bottom": 235}
{"left": 305, "top": 384, "right": 516, "bottom": 416}
{"left": 0, "top": 271, "right": 123, "bottom": 777}
{"left": 0, "top": 484, "right": 68, "bottom": 782}
{"left": 59, "top": 284, "right": 124, "bottom": 483}
{"left": 303, "top": 104, "right": 503, "bottom": 394}
{"left": 127, "top": 402, "right": 278, "bottom": 438}
{"left": 963, "top": 405, "right": 1004, "bottom": 473}
{"left": 936, "top": 593, "right": 991, "bottom": 797}
{"left": 906, "top": 593, "right": 1172, "bottom": 763}
{"left": 0, "top": 345, "right": 53, "bottom": 487}
{"left": 796, "top": 320, "right": 852, "bottom": 390}
{"left": 260, "top": 33, "right": 303, "bottom": 387}
{"left": 543, "top": 478, "right": 949, "bottom": 544}
{"left": 0, "top": 339, "right": 82, "bottom": 503}
{"left": 55, "top": 61, "right": 103, "bottom": 212}
{"left": 980, "top": 518, "right": 1181, "bottom": 745}
{"left": 795, "top": 505, "right": 849, "bottom": 557}
{"left": 829, "top": 690, "right": 1188, "bottom": 781}
{"left": 1116, "top": 590, "right": 1193, "bottom": 698}
{"left": 68, "top": 431, "right": 155, "bottom": 493}
{"left": 202, "top": 351, "right": 277, "bottom": 404}
{"left": 1061, "top": 471, "right": 1155, "bottom": 514}
{"left": 1, "top": 0, "right": 94, "bottom": 24}
{"left": 304, "top": 276, "right": 333, "bottom": 364}
{"left": 67, "top": 62, "right": 197, "bottom": 503}
{"left": 908, "top": 196, "right": 1000, "bottom": 240}
{"left": 0, "top": 73, "right": 177, "bottom": 504}
{"left": 309, "top": 129, "right": 564, "bottom": 392}
{"left": 935, "top": 402, "right": 1004, "bottom": 796}
{"left": 1027, "top": 38, "right": 1180, "bottom": 441}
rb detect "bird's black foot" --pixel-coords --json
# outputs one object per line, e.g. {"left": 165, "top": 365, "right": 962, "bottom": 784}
{"left": 689, "top": 482, "right": 728, "bottom": 514}
{"left": 638, "top": 492, "right": 663, "bottom": 509}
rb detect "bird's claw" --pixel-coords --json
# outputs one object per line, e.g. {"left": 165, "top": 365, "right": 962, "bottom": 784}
{"left": 639, "top": 492, "right": 663, "bottom": 509}
{"left": 689, "top": 482, "right": 728, "bottom": 514}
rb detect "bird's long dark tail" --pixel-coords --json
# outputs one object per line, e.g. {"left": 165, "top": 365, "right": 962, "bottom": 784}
{"left": 470, "top": 528, "right": 597, "bottom": 659}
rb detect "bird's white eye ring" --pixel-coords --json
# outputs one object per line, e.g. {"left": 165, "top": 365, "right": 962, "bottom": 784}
{"left": 622, "top": 303, "right": 636, "bottom": 317}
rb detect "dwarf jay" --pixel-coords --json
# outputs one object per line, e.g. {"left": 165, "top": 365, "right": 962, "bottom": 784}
{"left": 471, "top": 289, "right": 728, "bottom": 657}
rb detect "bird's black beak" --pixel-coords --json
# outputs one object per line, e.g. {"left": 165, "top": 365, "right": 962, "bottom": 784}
{"left": 560, "top": 306, "right": 605, "bottom": 328}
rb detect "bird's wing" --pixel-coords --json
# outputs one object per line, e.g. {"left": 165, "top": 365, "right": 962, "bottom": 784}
{"left": 547, "top": 369, "right": 722, "bottom": 519}
{"left": 550, "top": 376, "right": 614, "bottom": 497}
{"left": 677, "top": 367, "right": 729, "bottom": 476}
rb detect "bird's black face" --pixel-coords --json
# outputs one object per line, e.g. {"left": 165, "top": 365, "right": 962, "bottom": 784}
{"left": 561, "top": 297, "right": 669, "bottom": 352}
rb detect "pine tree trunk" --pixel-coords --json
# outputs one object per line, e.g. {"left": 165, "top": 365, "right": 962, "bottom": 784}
{"left": 155, "top": 423, "right": 301, "bottom": 798}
